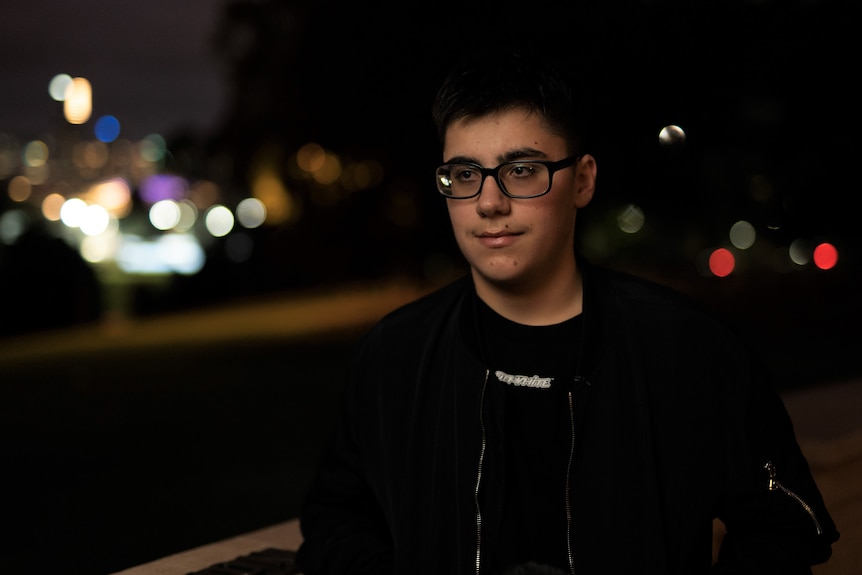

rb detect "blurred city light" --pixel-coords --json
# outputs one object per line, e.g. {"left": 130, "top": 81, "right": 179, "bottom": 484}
{"left": 116, "top": 234, "right": 205, "bottom": 275}
{"left": 79, "top": 204, "right": 111, "bottom": 236}
{"left": 0, "top": 209, "right": 27, "bottom": 244}
{"left": 709, "top": 247, "right": 735, "bottom": 277}
{"left": 251, "top": 165, "right": 296, "bottom": 225}
{"left": 41, "top": 193, "right": 65, "bottom": 221}
{"left": 204, "top": 204, "right": 235, "bottom": 237}
{"left": 140, "top": 173, "right": 189, "bottom": 203}
{"left": 7, "top": 175, "right": 31, "bottom": 202}
{"left": 139, "top": 134, "right": 167, "bottom": 163}
{"left": 150, "top": 199, "right": 183, "bottom": 230}
{"left": 60, "top": 197, "right": 89, "bottom": 227}
{"left": 236, "top": 197, "right": 266, "bottom": 228}
{"left": 789, "top": 239, "right": 811, "bottom": 266}
{"left": 63, "top": 77, "right": 92, "bottom": 124}
{"left": 658, "top": 124, "right": 686, "bottom": 146}
{"left": 23, "top": 140, "right": 49, "bottom": 167}
{"left": 95, "top": 115, "right": 122, "bottom": 143}
{"left": 617, "top": 204, "right": 645, "bottom": 234}
{"left": 729, "top": 220, "right": 756, "bottom": 250}
{"left": 813, "top": 243, "right": 838, "bottom": 270}
{"left": 48, "top": 73, "right": 73, "bottom": 101}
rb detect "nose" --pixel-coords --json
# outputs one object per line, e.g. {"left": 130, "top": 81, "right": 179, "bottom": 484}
{"left": 476, "top": 174, "right": 510, "bottom": 217}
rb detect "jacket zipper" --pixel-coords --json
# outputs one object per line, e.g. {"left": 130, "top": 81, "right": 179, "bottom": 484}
{"left": 475, "top": 369, "right": 489, "bottom": 575}
{"left": 763, "top": 460, "right": 823, "bottom": 535}
{"left": 565, "top": 388, "right": 576, "bottom": 574}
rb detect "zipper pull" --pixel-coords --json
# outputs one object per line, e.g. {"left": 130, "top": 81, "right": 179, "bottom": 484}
{"left": 762, "top": 460, "right": 823, "bottom": 535}
{"left": 764, "top": 460, "right": 778, "bottom": 491}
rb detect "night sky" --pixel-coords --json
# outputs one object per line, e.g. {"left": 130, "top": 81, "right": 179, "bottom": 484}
{"left": 0, "top": 0, "right": 227, "bottom": 140}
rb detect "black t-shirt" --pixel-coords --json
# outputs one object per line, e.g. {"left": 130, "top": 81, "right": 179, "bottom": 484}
{"left": 476, "top": 298, "right": 583, "bottom": 572}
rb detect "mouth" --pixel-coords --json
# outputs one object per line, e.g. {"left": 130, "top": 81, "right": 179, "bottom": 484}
{"left": 476, "top": 230, "right": 521, "bottom": 248}
{"left": 477, "top": 229, "right": 519, "bottom": 238}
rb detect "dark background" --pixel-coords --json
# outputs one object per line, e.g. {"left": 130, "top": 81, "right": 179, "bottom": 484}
{"left": 1, "top": 1, "right": 861, "bottom": 573}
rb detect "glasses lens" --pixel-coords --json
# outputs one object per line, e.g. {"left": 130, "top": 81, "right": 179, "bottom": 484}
{"left": 499, "top": 162, "right": 550, "bottom": 197}
{"left": 436, "top": 164, "right": 481, "bottom": 198}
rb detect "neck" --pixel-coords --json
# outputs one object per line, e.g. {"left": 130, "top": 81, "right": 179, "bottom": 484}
{"left": 473, "top": 264, "right": 584, "bottom": 326}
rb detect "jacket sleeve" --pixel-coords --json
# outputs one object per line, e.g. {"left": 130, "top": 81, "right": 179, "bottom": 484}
{"left": 712, "top": 358, "right": 839, "bottom": 574}
{"left": 295, "top": 347, "right": 394, "bottom": 575}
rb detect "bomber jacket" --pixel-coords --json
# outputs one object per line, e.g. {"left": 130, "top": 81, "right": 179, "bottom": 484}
{"left": 297, "top": 261, "right": 839, "bottom": 574}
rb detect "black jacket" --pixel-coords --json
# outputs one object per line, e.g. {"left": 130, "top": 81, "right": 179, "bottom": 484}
{"left": 297, "top": 263, "right": 838, "bottom": 574}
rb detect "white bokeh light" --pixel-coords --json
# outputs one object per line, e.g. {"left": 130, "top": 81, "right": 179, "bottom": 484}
{"left": 617, "top": 203, "right": 645, "bottom": 234}
{"left": 729, "top": 220, "right": 756, "bottom": 249}
{"left": 60, "top": 198, "right": 89, "bottom": 228}
{"left": 236, "top": 197, "right": 266, "bottom": 228}
{"left": 149, "top": 199, "right": 182, "bottom": 231}
{"left": 79, "top": 204, "right": 111, "bottom": 236}
{"left": 205, "top": 204, "right": 235, "bottom": 237}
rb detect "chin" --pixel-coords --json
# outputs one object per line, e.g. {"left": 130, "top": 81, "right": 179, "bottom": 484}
{"left": 473, "top": 267, "right": 530, "bottom": 290}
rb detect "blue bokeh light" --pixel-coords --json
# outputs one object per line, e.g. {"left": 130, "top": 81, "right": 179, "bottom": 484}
{"left": 94, "top": 115, "right": 121, "bottom": 143}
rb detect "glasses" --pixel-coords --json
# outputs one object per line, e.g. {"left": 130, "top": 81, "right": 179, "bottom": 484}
{"left": 435, "top": 155, "right": 580, "bottom": 199}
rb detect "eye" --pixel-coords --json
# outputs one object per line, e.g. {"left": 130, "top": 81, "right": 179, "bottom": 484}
{"left": 452, "top": 165, "right": 480, "bottom": 182}
{"left": 504, "top": 162, "right": 538, "bottom": 179}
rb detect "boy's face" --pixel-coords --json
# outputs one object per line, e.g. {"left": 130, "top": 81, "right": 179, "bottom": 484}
{"left": 442, "top": 108, "right": 594, "bottom": 296}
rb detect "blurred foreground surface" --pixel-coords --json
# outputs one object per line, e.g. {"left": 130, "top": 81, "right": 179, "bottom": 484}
{"left": 0, "top": 275, "right": 860, "bottom": 574}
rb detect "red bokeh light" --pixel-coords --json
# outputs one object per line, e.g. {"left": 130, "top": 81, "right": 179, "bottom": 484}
{"left": 813, "top": 243, "right": 838, "bottom": 270}
{"left": 709, "top": 248, "right": 735, "bottom": 277}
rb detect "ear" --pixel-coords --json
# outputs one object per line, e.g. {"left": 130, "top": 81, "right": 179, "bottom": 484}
{"left": 573, "top": 154, "right": 596, "bottom": 208}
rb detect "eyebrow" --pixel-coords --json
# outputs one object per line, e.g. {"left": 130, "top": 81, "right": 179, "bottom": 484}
{"left": 444, "top": 147, "right": 550, "bottom": 166}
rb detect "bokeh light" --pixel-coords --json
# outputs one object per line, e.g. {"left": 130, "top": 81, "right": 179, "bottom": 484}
{"left": 204, "top": 204, "right": 235, "bottom": 237}
{"left": 617, "top": 204, "right": 645, "bottom": 234}
{"left": 296, "top": 142, "right": 326, "bottom": 172}
{"left": 709, "top": 248, "right": 735, "bottom": 277}
{"left": 95, "top": 115, "right": 121, "bottom": 143}
{"left": 139, "top": 173, "right": 189, "bottom": 203}
{"left": 116, "top": 234, "right": 205, "bottom": 275}
{"left": 251, "top": 167, "right": 297, "bottom": 225}
{"left": 48, "top": 73, "right": 73, "bottom": 101}
{"left": 79, "top": 204, "right": 111, "bottom": 236}
{"left": 139, "top": 134, "right": 167, "bottom": 163}
{"left": 22, "top": 140, "right": 49, "bottom": 167}
{"left": 73, "top": 140, "right": 110, "bottom": 171}
{"left": 729, "top": 220, "right": 756, "bottom": 249}
{"left": 64, "top": 77, "right": 92, "bottom": 124}
{"left": 658, "top": 124, "right": 686, "bottom": 146}
{"left": 41, "top": 193, "right": 66, "bottom": 221}
{"left": 175, "top": 200, "right": 198, "bottom": 232}
{"left": 149, "top": 200, "right": 182, "bottom": 231}
{"left": 86, "top": 178, "right": 132, "bottom": 218}
{"left": 80, "top": 232, "right": 120, "bottom": 263}
{"left": 236, "top": 197, "right": 266, "bottom": 228}
{"left": 813, "top": 242, "right": 838, "bottom": 270}
{"left": 0, "top": 209, "right": 28, "bottom": 244}
{"left": 60, "top": 197, "right": 89, "bottom": 227}
{"left": 789, "top": 239, "right": 811, "bottom": 266}
{"left": 7, "top": 175, "right": 31, "bottom": 202}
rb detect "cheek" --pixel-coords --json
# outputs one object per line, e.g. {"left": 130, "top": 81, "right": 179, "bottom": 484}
{"left": 535, "top": 203, "right": 575, "bottom": 238}
{"left": 447, "top": 204, "right": 470, "bottom": 231}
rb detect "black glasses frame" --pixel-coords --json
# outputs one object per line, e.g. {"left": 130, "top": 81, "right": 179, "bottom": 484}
{"left": 436, "top": 155, "right": 580, "bottom": 199}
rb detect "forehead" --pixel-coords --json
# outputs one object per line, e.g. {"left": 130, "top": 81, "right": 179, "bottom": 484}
{"left": 442, "top": 108, "right": 566, "bottom": 161}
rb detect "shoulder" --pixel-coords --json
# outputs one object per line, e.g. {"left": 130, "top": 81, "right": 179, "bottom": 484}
{"left": 583, "top": 260, "right": 740, "bottom": 339}
{"left": 378, "top": 275, "right": 471, "bottom": 326}
{"left": 356, "top": 275, "right": 471, "bottom": 349}
{"left": 583, "top": 261, "right": 769, "bottom": 381}
{"left": 585, "top": 261, "right": 697, "bottom": 307}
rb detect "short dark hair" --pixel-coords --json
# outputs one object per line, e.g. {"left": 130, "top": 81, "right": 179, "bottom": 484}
{"left": 431, "top": 47, "right": 589, "bottom": 155}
